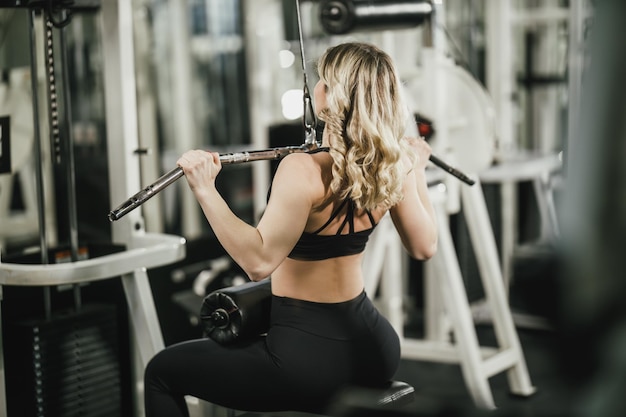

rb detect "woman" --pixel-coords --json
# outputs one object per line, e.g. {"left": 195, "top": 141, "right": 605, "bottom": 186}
{"left": 144, "top": 42, "right": 438, "bottom": 416}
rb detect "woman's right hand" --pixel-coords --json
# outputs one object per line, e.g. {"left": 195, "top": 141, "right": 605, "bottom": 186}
{"left": 176, "top": 149, "right": 222, "bottom": 196}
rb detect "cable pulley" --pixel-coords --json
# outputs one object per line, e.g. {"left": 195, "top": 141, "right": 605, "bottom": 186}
{"left": 319, "top": 0, "right": 433, "bottom": 35}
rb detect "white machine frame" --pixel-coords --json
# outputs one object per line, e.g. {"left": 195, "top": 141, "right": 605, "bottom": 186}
{"left": 364, "top": 178, "right": 536, "bottom": 410}
{"left": 0, "top": 2, "right": 186, "bottom": 416}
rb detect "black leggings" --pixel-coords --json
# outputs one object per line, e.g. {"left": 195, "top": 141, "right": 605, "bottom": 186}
{"left": 144, "top": 291, "right": 400, "bottom": 417}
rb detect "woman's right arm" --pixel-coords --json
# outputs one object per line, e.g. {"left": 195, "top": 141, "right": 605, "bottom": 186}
{"left": 389, "top": 138, "right": 438, "bottom": 260}
{"left": 178, "top": 150, "right": 315, "bottom": 281}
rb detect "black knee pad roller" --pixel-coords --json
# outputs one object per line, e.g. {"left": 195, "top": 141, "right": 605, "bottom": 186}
{"left": 200, "top": 279, "right": 272, "bottom": 345}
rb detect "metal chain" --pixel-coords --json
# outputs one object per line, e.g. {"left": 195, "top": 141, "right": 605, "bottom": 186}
{"left": 295, "top": 0, "right": 317, "bottom": 146}
{"left": 44, "top": 16, "right": 62, "bottom": 165}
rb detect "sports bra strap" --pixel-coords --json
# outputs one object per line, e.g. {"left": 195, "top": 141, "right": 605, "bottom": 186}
{"left": 311, "top": 199, "right": 349, "bottom": 234}
{"left": 365, "top": 209, "right": 376, "bottom": 228}
{"left": 311, "top": 198, "right": 376, "bottom": 236}
{"left": 336, "top": 200, "right": 355, "bottom": 234}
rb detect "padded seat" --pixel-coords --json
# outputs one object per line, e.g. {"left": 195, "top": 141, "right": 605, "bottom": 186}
{"left": 371, "top": 380, "right": 416, "bottom": 407}
{"left": 232, "top": 380, "right": 415, "bottom": 417}
{"left": 324, "top": 380, "right": 416, "bottom": 415}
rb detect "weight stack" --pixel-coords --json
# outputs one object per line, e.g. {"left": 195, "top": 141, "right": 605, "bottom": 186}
{"left": 3, "top": 304, "right": 125, "bottom": 417}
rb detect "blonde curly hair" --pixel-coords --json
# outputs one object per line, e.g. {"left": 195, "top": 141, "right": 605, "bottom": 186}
{"left": 317, "top": 42, "right": 412, "bottom": 211}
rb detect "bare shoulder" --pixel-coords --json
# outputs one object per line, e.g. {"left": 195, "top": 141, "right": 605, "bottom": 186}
{"left": 273, "top": 152, "right": 328, "bottom": 200}
{"left": 277, "top": 151, "right": 324, "bottom": 178}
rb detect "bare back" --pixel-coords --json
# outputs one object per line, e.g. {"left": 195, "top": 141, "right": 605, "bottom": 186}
{"left": 271, "top": 150, "right": 386, "bottom": 303}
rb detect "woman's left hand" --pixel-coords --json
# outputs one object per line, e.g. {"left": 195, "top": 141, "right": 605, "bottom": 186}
{"left": 177, "top": 149, "right": 222, "bottom": 195}
{"left": 404, "top": 136, "right": 432, "bottom": 172}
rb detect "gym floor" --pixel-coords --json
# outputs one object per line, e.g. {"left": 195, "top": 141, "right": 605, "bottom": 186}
{"left": 395, "top": 322, "right": 574, "bottom": 417}
{"left": 389, "top": 251, "right": 573, "bottom": 417}
{"left": 387, "top": 248, "right": 600, "bottom": 417}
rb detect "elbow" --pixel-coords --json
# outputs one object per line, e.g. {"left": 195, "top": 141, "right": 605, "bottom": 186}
{"left": 415, "top": 227, "right": 438, "bottom": 260}
{"left": 412, "top": 248, "right": 436, "bottom": 261}
{"left": 244, "top": 260, "right": 275, "bottom": 282}
{"left": 409, "top": 238, "right": 438, "bottom": 261}
{"left": 418, "top": 242, "right": 438, "bottom": 260}
{"left": 231, "top": 250, "right": 273, "bottom": 282}
{"left": 247, "top": 271, "right": 270, "bottom": 282}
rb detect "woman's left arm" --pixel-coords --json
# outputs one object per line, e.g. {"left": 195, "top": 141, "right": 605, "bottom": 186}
{"left": 177, "top": 150, "right": 314, "bottom": 281}
{"left": 389, "top": 138, "right": 438, "bottom": 260}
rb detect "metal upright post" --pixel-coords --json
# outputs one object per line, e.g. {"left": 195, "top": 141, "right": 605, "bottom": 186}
{"left": 99, "top": 0, "right": 165, "bottom": 373}
{"left": 168, "top": 0, "right": 202, "bottom": 239}
{"left": 242, "top": 0, "right": 284, "bottom": 219}
{"left": 566, "top": 0, "right": 587, "bottom": 170}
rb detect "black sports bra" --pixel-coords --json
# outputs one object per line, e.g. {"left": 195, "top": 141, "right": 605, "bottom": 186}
{"left": 288, "top": 197, "right": 377, "bottom": 261}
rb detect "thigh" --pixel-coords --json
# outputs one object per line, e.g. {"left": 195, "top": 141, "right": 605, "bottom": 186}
{"left": 265, "top": 325, "right": 356, "bottom": 412}
{"left": 267, "top": 324, "right": 352, "bottom": 384}
{"left": 146, "top": 337, "right": 289, "bottom": 412}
